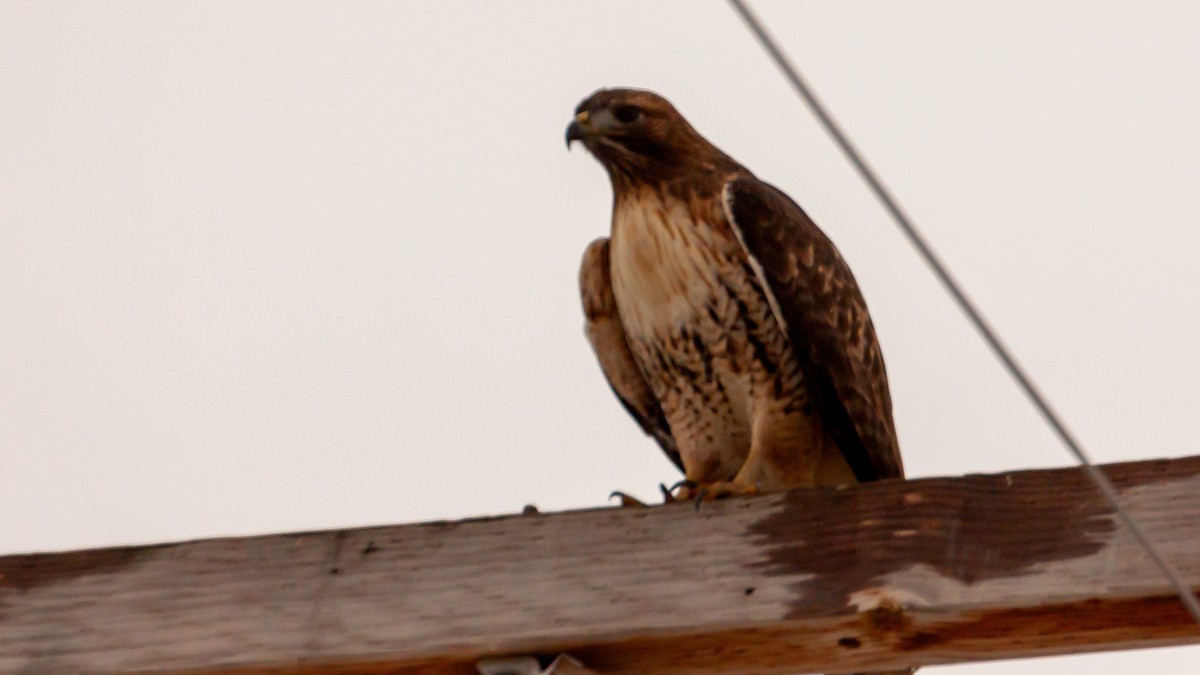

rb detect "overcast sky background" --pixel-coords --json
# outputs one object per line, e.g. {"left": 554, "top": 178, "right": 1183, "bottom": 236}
{"left": 2, "top": 1, "right": 1198, "bottom": 672}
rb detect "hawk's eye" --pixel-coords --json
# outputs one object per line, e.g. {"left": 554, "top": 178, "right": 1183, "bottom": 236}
{"left": 612, "top": 105, "right": 642, "bottom": 124}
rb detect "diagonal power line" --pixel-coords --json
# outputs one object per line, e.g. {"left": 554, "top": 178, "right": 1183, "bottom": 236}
{"left": 725, "top": 0, "right": 1200, "bottom": 626}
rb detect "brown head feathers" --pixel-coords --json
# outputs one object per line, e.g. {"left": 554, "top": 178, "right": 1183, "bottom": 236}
{"left": 567, "top": 88, "right": 745, "bottom": 194}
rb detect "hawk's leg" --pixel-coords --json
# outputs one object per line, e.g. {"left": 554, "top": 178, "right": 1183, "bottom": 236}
{"left": 732, "top": 401, "right": 832, "bottom": 491}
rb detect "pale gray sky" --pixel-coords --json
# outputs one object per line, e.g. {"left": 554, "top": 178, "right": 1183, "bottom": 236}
{"left": 2, "top": 1, "right": 1197, "bottom": 672}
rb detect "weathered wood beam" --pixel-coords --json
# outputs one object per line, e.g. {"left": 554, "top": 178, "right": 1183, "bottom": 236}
{"left": 2, "top": 456, "right": 1200, "bottom": 674}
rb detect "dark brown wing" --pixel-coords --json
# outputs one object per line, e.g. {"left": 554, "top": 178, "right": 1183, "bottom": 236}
{"left": 723, "top": 177, "right": 902, "bottom": 481}
{"left": 579, "top": 238, "right": 682, "bottom": 472}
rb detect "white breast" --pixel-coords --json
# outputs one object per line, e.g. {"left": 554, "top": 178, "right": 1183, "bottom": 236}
{"left": 608, "top": 195, "right": 729, "bottom": 338}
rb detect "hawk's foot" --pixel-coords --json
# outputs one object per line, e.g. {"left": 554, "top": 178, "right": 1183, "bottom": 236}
{"left": 610, "top": 481, "right": 694, "bottom": 507}
{"left": 691, "top": 480, "right": 759, "bottom": 510}
{"left": 663, "top": 479, "right": 697, "bottom": 503}
{"left": 609, "top": 490, "right": 650, "bottom": 508}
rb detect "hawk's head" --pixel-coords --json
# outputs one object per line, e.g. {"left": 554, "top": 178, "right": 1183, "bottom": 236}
{"left": 567, "top": 88, "right": 740, "bottom": 189}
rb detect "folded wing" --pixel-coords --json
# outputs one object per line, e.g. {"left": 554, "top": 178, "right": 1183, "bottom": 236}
{"left": 723, "top": 177, "right": 902, "bottom": 482}
{"left": 579, "top": 238, "right": 682, "bottom": 472}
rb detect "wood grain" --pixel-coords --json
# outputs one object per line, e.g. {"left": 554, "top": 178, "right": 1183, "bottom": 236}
{"left": 2, "top": 456, "right": 1199, "bottom": 674}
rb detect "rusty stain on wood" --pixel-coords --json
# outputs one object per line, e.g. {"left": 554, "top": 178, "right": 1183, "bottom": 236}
{"left": 1, "top": 456, "right": 1199, "bottom": 674}
{"left": 862, "top": 601, "right": 912, "bottom": 637}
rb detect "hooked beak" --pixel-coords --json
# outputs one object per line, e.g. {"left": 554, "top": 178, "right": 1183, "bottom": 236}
{"left": 565, "top": 111, "right": 589, "bottom": 148}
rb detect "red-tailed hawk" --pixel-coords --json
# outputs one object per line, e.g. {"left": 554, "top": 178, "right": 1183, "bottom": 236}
{"left": 568, "top": 88, "right": 903, "bottom": 502}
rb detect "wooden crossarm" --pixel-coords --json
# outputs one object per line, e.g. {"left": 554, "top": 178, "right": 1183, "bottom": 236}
{"left": 2, "top": 456, "right": 1199, "bottom": 674}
